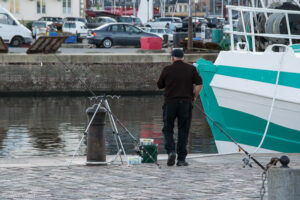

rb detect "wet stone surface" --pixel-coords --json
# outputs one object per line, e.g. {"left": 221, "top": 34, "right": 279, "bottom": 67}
{"left": 0, "top": 153, "right": 299, "bottom": 200}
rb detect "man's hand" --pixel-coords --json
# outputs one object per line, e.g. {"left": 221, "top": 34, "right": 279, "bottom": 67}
{"left": 193, "top": 85, "right": 202, "bottom": 102}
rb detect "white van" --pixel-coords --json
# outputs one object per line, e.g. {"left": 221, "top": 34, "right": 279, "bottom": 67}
{"left": 0, "top": 6, "right": 32, "bottom": 47}
{"left": 62, "top": 21, "right": 88, "bottom": 38}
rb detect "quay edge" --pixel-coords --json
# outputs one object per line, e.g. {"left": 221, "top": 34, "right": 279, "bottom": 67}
{"left": 0, "top": 53, "right": 217, "bottom": 94}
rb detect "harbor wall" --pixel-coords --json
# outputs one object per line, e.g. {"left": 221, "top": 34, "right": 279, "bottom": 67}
{"left": 0, "top": 53, "right": 217, "bottom": 94}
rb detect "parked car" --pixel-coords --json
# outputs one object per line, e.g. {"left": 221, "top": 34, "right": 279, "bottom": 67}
{"left": 0, "top": 5, "right": 32, "bottom": 47}
{"left": 62, "top": 21, "right": 88, "bottom": 38}
{"left": 89, "top": 23, "right": 160, "bottom": 48}
{"left": 87, "top": 16, "right": 116, "bottom": 29}
{"left": 63, "top": 17, "right": 87, "bottom": 25}
{"left": 206, "top": 17, "right": 225, "bottom": 28}
{"left": 182, "top": 17, "right": 208, "bottom": 31}
{"left": 115, "top": 16, "right": 143, "bottom": 27}
{"left": 32, "top": 21, "right": 57, "bottom": 39}
{"left": 149, "top": 28, "right": 173, "bottom": 42}
{"left": 144, "top": 17, "right": 182, "bottom": 30}
{"left": 38, "top": 16, "right": 63, "bottom": 26}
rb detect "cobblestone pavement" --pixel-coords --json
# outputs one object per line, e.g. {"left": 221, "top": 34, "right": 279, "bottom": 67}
{"left": 0, "top": 153, "right": 299, "bottom": 200}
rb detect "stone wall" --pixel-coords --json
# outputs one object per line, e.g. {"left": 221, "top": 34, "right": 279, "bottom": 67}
{"left": 0, "top": 53, "right": 217, "bottom": 94}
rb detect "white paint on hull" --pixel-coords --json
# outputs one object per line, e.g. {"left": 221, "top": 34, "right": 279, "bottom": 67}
{"left": 215, "top": 140, "right": 279, "bottom": 154}
{"left": 211, "top": 75, "right": 300, "bottom": 131}
{"left": 215, "top": 50, "right": 300, "bottom": 74}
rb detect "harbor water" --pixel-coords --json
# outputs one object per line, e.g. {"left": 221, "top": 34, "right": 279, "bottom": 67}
{"left": 0, "top": 96, "right": 217, "bottom": 158}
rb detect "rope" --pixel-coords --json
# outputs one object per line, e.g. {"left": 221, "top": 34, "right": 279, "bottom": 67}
{"left": 252, "top": 51, "right": 285, "bottom": 154}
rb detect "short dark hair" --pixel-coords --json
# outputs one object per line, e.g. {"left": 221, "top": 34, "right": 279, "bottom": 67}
{"left": 171, "top": 49, "right": 184, "bottom": 58}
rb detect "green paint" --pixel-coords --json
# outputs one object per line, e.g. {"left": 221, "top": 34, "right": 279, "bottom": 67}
{"left": 217, "top": 65, "right": 300, "bottom": 89}
{"left": 195, "top": 58, "right": 300, "bottom": 153}
{"left": 290, "top": 44, "right": 300, "bottom": 53}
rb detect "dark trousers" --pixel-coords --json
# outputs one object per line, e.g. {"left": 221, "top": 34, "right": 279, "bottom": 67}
{"left": 162, "top": 100, "right": 193, "bottom": 161}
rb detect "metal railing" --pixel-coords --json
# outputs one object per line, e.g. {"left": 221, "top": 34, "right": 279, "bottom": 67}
{"left": 227, "top": 5, "right": 300, "bottom": 52}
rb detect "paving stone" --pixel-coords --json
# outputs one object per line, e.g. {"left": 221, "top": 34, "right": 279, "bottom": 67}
{"left": 0, "top": 153, "right": 299, "bottom": 199}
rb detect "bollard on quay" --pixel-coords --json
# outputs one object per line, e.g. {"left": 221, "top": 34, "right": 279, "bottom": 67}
{"left": 85, "top": 104, "right": 107, "bottom": 165}
{"left": 267, "top": 156, "right": 300, "bottom": 200}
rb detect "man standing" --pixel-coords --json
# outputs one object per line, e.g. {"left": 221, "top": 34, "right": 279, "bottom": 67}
{"left": 157, "top": 49, "right": 202, "bottom": 167}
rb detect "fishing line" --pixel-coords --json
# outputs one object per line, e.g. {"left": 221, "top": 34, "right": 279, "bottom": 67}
{"left": 54, "top": 54, "right": 161, "bottom": 168}
{"left": 193, "top": 102, "right": 265, "bottom": 170}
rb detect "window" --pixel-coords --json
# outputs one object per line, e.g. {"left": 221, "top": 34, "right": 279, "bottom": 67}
{"left": 157, "top": 29, "right": 164, "bottom": 34}
{"left": 37, "top": 0, "right": 46, "bottom": 14}
{"left": 63, "top": 0, "right": 72, "bottom": 14}
{"left": 134, "top": 18, "right": 141, "bottom": 24}
{"left": 119, "top": 17, "right": 132, "bottom": 23}
{"left": 63, "top": 22, "right": 76, "bottom": 29}
{"left": 0, "top": 13, "right": 14, "bottom": 25}
{"left": 10, "top": 0, "right": 19, "bottom": 13}
{"left": 125, "top": 25, "right": 140, "bottom": 33}
{"left": 109, "top": 24, "right": 125, "bottom": 32}
{"left": 32, "top": 22, "right": 46, "bottom": 28}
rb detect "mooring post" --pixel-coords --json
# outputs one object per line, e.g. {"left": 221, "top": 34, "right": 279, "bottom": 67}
{"left": 267, "top": 158, "right": 300, "bottom": 200}
{"left": 86, "top": 104, "right": 107, "bottom": 165}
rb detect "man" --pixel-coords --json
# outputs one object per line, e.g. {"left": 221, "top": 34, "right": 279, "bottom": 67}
{"left": 157, "top": 49, "right": 202, "bottom": 167}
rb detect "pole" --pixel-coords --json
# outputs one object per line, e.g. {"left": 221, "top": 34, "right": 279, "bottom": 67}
{"left": 213, "top": 0, "right": 215, "bottom": 15}
{"left": 187, "top": 0, "right": 193, "bottom": 51}
{"left": 133, "top": 0, "right": 136, "bottom": 17}
{"left": 147, "top": 0, "right": 149, "bottom": 22}
{"left": 221, "top": 0, "right": 224, "bottom": 17}
{"left": 124, "top": 0, "right": 127, "bottom": 15}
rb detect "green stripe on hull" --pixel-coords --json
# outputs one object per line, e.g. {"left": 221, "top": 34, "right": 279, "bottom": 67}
{"left": 195, "top": 58, "right": 300, "bottom": 153}
{"left": 214, "top": 107, "right": 300, "bottom": 152}
{"left": 216, "top": 65, "right": 300, "bottom": 89}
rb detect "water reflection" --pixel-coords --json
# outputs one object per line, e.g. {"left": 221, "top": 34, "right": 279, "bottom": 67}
{"left": 0, "top": 96, "right": 217, "bottom": 158}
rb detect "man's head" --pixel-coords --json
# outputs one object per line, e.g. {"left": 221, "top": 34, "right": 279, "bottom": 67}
{"left": 171, "top": 49, "right": 184, "bottom": 63}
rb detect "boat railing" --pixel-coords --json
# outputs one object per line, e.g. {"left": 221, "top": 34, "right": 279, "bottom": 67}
{"left": 227, "top": 5, "right": 300, "bottom": 52}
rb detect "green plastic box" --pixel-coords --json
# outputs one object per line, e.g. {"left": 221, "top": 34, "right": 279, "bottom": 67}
{"left": 141, "top": 144, "right": 158, "bottom": 163}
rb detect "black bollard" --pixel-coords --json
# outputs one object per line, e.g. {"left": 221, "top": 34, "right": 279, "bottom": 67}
{"left": 86, "top": 104, "right": 107, "bottom": 165}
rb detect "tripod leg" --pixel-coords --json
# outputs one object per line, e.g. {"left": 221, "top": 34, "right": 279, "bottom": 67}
{"left": 103, "top": 99, "right": 127, "bottom": 162}
{"left": 68, "top": 133, "right": 86, "bottom": 167}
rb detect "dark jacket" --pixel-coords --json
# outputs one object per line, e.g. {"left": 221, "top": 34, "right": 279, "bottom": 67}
{"left": 157, "top": 60, "right": 202, "bottom": 103}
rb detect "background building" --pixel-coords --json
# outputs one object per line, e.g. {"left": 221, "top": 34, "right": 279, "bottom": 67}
{"left": 0, "top": 0, "right": 85, "bottom": 21}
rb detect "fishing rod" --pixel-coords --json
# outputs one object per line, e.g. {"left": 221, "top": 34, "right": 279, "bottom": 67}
{"left": 193, "top": 102, "right": 265, "bottom": 171}
{"left": 54, "top": 54, "right": 161, "bottom": 168}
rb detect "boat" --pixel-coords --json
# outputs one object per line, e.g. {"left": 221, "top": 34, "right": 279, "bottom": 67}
{"left": 195, "top": 3, "right": 300, "bottom": 153}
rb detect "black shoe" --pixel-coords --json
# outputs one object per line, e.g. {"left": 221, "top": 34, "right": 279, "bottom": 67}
{"left": 167, "top": 152, "right": 176, "bottom": 166}
{"left": 176, "top": 160, "right": 189, "bottom": 166}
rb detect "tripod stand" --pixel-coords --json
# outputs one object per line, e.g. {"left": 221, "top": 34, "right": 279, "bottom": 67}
{"left": 68, "top": 95, "right": 127, "bottom": 167}
{"left": 54, "top": 54, "right": 160, "bottom": 168}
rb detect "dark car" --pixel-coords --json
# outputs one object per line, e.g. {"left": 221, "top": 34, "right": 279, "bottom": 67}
{"left": 182, "top": 17, "right": 208, "bottom": 31}
{"left": 115, "top": 16, "right": 143, "bottom": 27}
{"left": 86, "top": 16, "right": 116, "bottom": 29}
{"left": 89, "top": 23, "right": 160, "bottom": 48}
